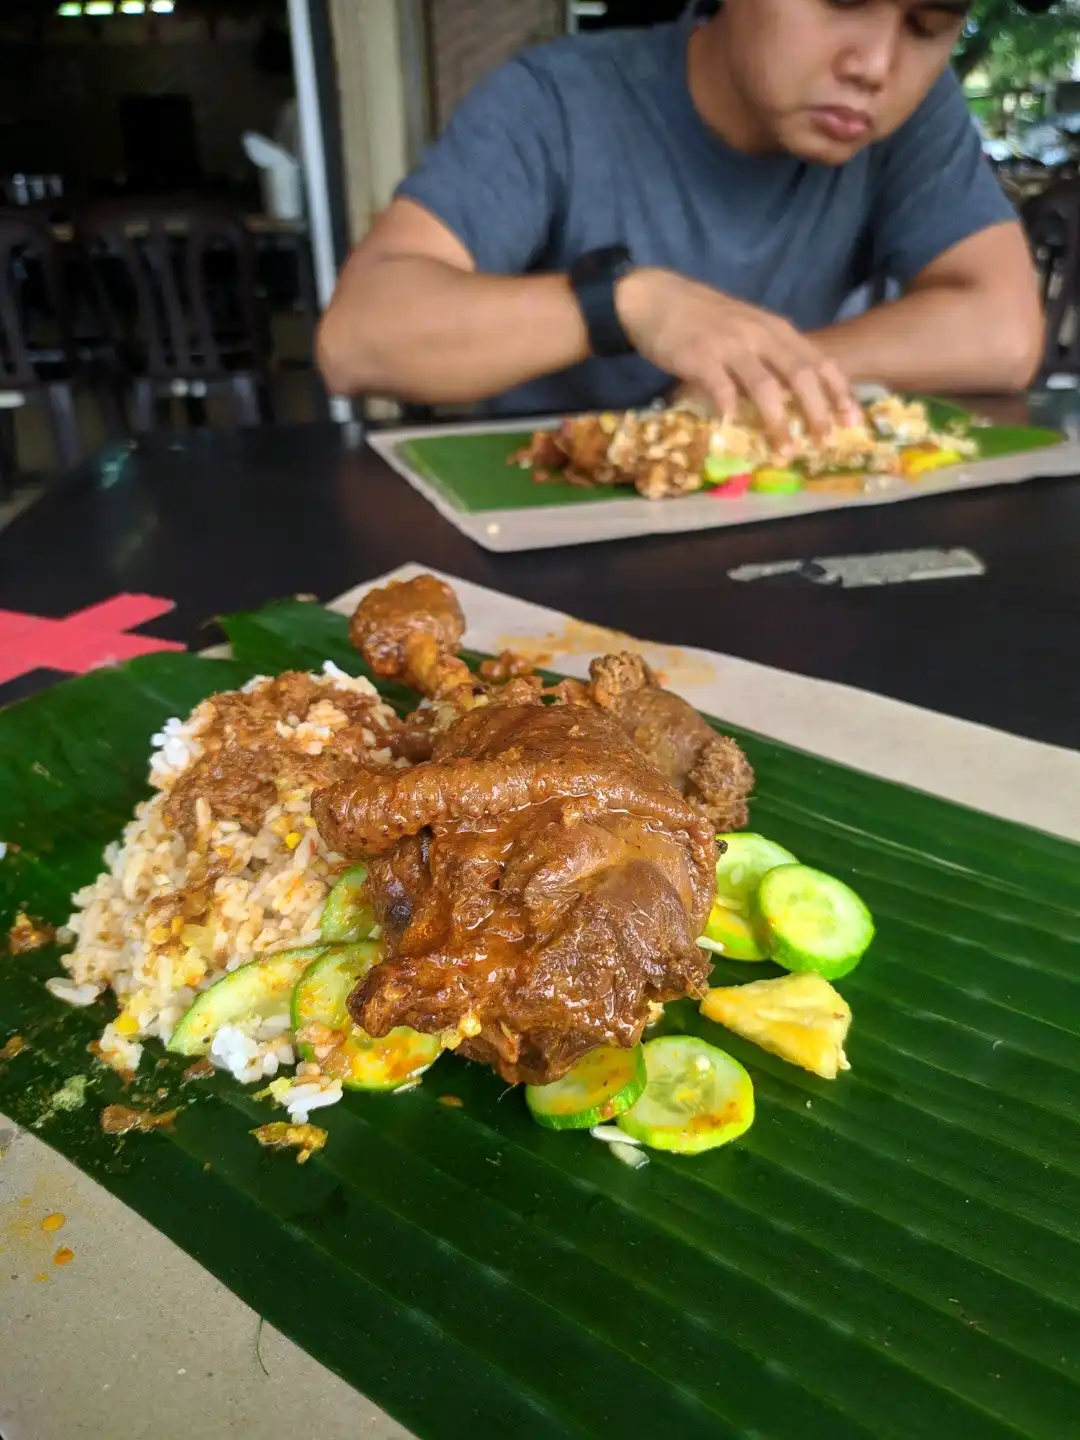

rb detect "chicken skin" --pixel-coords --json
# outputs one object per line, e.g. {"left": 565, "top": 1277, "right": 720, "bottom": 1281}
{"left": 314, "top": 700, "right": 716, "bottom": 1085}
{"left": 588, "top": 653, "right": 753, "bottom": 833}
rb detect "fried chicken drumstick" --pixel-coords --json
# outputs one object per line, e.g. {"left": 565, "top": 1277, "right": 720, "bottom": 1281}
{"left": 313, "top": 575, "right": 752, "bottom": 1086}
{"left": 349, "top": 571, "right": 481, "bottom": 711}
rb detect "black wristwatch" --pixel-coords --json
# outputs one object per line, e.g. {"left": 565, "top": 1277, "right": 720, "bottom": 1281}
{"left": 569, "top": 245, "right": 636, "bottom": 358}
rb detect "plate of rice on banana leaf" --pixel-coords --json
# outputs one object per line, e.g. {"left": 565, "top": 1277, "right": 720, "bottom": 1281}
{"left": 2, "top": 574, "right": 1079, "bottom": 1440}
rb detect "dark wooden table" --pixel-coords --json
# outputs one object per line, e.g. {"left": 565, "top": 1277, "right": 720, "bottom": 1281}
{"left": 1, "top": 410, "right": 1079, "bottom": 750}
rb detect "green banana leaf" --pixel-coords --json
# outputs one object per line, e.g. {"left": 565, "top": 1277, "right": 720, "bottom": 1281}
{"left": 2, "top": 601, "right": 1080, "bottom": 1439}
{"left": 401, "top": 433, "right": 622, "bottom": 513}
{"left": 919, "top": 397, "right": 1063, "bottom": 459}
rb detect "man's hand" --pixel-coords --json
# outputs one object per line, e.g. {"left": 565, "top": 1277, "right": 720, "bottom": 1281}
{"left": 617, "top": 267, "right": 859, "bottom": 445}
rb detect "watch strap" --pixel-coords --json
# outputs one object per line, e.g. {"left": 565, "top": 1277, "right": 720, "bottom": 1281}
{"left": 570, "top": 246, "right": 635, "bottom": 359}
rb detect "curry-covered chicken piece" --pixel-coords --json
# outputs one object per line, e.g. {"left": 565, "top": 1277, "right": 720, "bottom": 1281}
{"left": 350, "top": 574, "right": 480, "bottom": 710}
{"left": 346, "top": 576, "right": 755, "bottom": 832}
{"left": 350, "top": 573, "right": 464, "bottom": 676}
{"left": 514, "top": 417, "right": 618, "bottom": 486}
{"left": 588, "top": 653, "right": 753, "bottom": 833}
{"left": 313, "top": 700, "right": 717, "bottom": 1087}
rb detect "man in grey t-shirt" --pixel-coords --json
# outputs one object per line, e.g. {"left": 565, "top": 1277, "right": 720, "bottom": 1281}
{"left": 318, "top": 0, "right": 1042, "bottom": 441}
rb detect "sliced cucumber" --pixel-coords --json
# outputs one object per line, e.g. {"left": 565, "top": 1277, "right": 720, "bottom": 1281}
{"left": 320, "top": 865, "right": 376, "bottom": 943}
{"left": 752, "top": 863, "right": 874, "bottom": 980}
{"left": 714, "top": 833, "right": 799, "bottom": 910}
{"left": 751, "top": 467, "right": 803, "bottom": 494}
{"left": 699, "top": 833, "right": 799, "bottom": 961}
{"left": 292, "top": 944, "right": 441, "bottom": 1092}
{"left": 617, "top": 1036, "right": 754, "bottom": 1155}
{"left": 526, "top": 1045, "right": 646, "bottom": 1131}
{"left": 703, "top": 454, "right": 753, "bottom": 485}
{"left": 168, "top": 945, "right": 326, "bottom": 1056}
{"left": 700, "top": 902, "right": 767, "bottom": 961}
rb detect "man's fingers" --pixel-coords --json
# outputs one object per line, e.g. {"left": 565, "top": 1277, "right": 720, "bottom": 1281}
{"left": 727, "top": 355, "right": 790, "bottom": 447}
{"left": 663, "top": 289, "right": 861, "bottom": 446}
{"left": 703, "top": 371, "right": 739, "bottom": 423}
{"left": 670, "top": 381, "right": 720, "bottom": 418}
{"left": 817, "top": 358, "right": 861, "bottom": 425}
{"left": 766, "top": 329, "right": 855, "bottom": 438}
{"left": 777, "top": 360, "right": 834, "bottom": 442}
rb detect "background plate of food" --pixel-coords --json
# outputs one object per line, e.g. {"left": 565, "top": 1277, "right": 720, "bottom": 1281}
{"left": 368, "top": 392, "right": 1079, "bottom": 551}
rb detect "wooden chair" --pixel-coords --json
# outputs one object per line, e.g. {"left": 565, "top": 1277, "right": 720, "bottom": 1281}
{"left": 1023, "top": 180, "right": 1080, "bottom": 379}
{"left": 74, "top": 198, "right": 274, "bottom": 432}
{"left": 0, "top": 211, "right": 84, "bottom": 496}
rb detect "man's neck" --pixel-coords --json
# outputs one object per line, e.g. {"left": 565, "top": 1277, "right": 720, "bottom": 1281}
{"left": 687, "top": 16, "right": 776, "bottom": 154}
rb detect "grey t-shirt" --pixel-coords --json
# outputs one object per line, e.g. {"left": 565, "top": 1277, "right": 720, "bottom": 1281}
{"left": 398, "top": 7, "right": 1014, "bottom": 416}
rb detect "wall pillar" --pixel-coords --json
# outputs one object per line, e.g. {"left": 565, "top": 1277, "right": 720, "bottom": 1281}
{"left": 326, "top": 0, "right": 416, "bottom": 244}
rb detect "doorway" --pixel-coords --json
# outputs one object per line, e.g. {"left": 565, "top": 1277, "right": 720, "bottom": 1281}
{"left": 574, "top": 0, "right": 688, "bottom": 30}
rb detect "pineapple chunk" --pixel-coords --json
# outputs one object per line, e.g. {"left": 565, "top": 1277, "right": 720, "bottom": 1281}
{"left": 899, "top": 444, "right": 963, "bottom": 479}
{"left": 700, "top": 973, "right": 852, "bottom": 1080}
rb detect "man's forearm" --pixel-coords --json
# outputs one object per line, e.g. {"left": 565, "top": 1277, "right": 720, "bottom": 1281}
{"left": 811, "top": 284, "right": 1043, "bottom": 395}
{"left": 317, "top": 254, "right": 589, "bottom": 403}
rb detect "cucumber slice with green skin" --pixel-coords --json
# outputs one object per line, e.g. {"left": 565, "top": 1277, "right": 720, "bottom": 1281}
{"left": 699, "top": 833, "right": 800, "bottom": 961}
{"left": 616, "top": 1036, "right": 754, "bottom": 1155}
{"left": 700, "top": 902, "right": 767, "bottom": 961}
{"left": 526, "top": 1045, "right": 646, "bottom": 1131}
{"left": 714, "top": 833, "right": 799, "bottom": 910}
{"left": 751, "top": 467, "right": 803, "bottom": 494}
{"left": 168, "top": 945, "right": 327, "bottom": 1056}
{"left": 752, "top": 863, "right": 874, "bottom": 980}
{"left": 292, "top": 944, "right": 442, "bottom": 1092}
{"left": 320, "top": 865, "right": 376, "bottom": 943}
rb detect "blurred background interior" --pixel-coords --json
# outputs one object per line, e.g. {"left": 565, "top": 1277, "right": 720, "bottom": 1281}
{"left": 1, "top": 0, "right": 1080, "bottom": 518}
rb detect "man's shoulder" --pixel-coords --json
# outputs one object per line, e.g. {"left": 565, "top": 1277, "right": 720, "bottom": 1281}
{"left": 514, "top": 21, "right": 676, "bottom": 95}
{"left": 872, "top": 67, "right": 969, "bottom": 161}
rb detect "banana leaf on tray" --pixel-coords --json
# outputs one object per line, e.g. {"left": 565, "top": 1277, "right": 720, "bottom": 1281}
{"left": 2, "top": 600, "right": 1079, "bottom": 1439}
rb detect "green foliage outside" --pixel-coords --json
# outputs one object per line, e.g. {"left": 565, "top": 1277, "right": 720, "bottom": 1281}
{"left": 956, "top": 0, "right": 1080, "bottom": 88}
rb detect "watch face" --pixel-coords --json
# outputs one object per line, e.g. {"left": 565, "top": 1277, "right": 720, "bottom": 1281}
{"left": 576, "top": 245, "right": 631, "bottom": 282}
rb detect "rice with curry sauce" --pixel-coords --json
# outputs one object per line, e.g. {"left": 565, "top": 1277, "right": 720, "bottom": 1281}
{"left": 55, "top": 666, "right": 405, "bottom": 1092}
